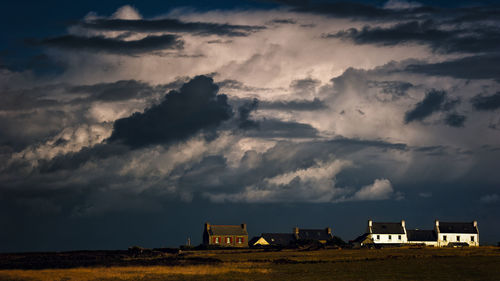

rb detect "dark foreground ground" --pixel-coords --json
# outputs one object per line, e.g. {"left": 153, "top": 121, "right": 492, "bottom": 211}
{"left": 1, "top": 246, "right": 499, "bottom": 280}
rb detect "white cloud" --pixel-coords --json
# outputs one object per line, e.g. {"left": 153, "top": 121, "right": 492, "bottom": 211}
{"left": 205, "top": 158, "right": 353, "bottom": 203}
{"left": 351, "top": 179, "right": 395, "bottom": 201}
{"left": 112, "top": 5, "right": 142, "bottom": 20}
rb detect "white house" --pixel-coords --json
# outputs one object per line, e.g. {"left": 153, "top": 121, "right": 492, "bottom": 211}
{"left": 355, "top": 219, "right": 479, "bottom": 247}
{"left": 367, "top": 220, "right": 408, "bottom": 245}
{"left": 435, "top": 220, "right": 479, "bottom": 247}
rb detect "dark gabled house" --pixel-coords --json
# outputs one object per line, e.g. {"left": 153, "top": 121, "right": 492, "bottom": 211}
{"left": 294, "top": 227, "right": 333, "bottom": 243}
{"left": 203, "top": 222, "right": 248, "bottom": 248}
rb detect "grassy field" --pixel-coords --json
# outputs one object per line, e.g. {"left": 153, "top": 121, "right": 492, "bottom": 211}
{"left": 1, "top": 247, "right": 499, "bottom": 280}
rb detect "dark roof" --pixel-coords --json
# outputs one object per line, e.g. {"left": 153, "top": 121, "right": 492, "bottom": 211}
{"left": 208, "top": 225, "right": 247, "bottom": 236}
{"left": 351, "top": 233, "right": 370, "bottom": 243}
{"left": 297, "top": 229, "right": 333, "bottom": 241}
{"left": 371, "top": 222, "right": 405, "bottom": 234}
{"left": 249, "top": 236, "right": 261, "bottom": 245}
{"left": 407, "top": 230, "right": 438, "bottom": 242}
{"left": 261, "top": 233, "right": 296, "bottom": 246}
{"left": 438, "top": 222, "right": 478, "bottom": 234}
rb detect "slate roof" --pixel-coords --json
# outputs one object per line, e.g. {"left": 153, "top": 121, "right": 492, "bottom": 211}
{"left": 297, "top": 229, "right": 333, "bottom": 241}
{"left": 261, "top": 233, "right": 296, "bottom": 246}
{"left": 371, "top": 222, "right": 405, "bottom": 234}
{"left": 208, "top": 225, "right": 247, "bottom": 236}
{"left": 407, "top": 230, "right": 438, "bottom": 241}
{"left": 352, "top": 233, "right": 370, "bottom": 243}
{"left": 438, "top": 222, "right": 478, "bottom": 234}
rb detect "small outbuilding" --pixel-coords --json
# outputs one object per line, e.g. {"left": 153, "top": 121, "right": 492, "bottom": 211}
{"left": 251, "top": 233, "right": 296, "bottom": 247}
{"left": 407, "top": 229, "right": 438, "bottom": 246}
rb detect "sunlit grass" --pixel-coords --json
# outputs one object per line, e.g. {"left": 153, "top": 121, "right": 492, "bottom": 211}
{"left": 0, "top": 263, "right": 270, "bottom": 281}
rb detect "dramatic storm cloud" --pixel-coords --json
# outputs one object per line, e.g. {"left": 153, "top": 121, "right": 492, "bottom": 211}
{"left": 39, "top": 34, "right": 183, "bottom": 54}
{"left": 109, "top": 75, "right": 232, "bottom": 148}
{"left": 1, "top": 1, "right": 500, "bottom": 251}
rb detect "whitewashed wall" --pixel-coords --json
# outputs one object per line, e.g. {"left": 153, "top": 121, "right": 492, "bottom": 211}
{"left": 437, "top": 233, "right": 479, "bottom": 247}
{"left": 369, "top": 233, "right": 407, "bottom": 244}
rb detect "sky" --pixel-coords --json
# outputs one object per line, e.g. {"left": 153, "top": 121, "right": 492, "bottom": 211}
{"left": 1, "top": 0, "right": 500, "bottom": 252}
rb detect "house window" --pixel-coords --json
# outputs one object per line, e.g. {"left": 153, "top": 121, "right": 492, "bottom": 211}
{"left": 398, "top": 235, "right": 402, "bottom": 240}
{"left": 388, "top": 235, "right": 392, "bottom": 240}
{"left": 456, "top": 236, "right": 460, "bottom": 242}
{"left": 226, "top": 237, "right": 231, "bottom": 243}
{"left": 471, "top": 236, "right": 474, "bottom": 242}
{"left": 214, "top": 237, "right": 220, "bottom": 244}
{"left": 443, "top": 235, "right": 447, "bottom": 241}
{"left": 376, "top": 235, "right": 380, "bottom": 240}
{"left": 237, "top": 237, "right": 242, "bottom": 244}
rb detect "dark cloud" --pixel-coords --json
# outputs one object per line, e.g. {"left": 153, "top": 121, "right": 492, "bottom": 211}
{"left": 406, "top": 55, "right": 500, "bottom": 80}
{"left": 272, "top": 0, "right": 435, "bottom": 20}
{"left": 68, "top": 80, "right": 157, "bottom": 102}
{"left": 290, "top": 77, "right": 321, "bottom": 93}
{"left": 447, "top": 6, "right": 500, "bottom": 24}
{"left": 216, "top": 79, "right": 270, "bottom": 92}
{"left": 260, "top": 98, "right": 327, "bottom": 111}
{"left": 269, "top": 18, "right": 296, "bottom": 24}
{"left": 326, "top": 20, "right": 500, "bottom": 54}
{"left": 38, "top": 143, "right": 130, "bottom": 173}
{"left": 108, "top": 75, "right": 233, "bottom": 148}
{"left": 0, "top": 109, "right": 82, "bottom": 152}
{"left": 404, "top": 90, "right": 447, "bottom": 123}
{"left": 470, "top": 92, "right": 500, "bottom": 111}
{"left": 368, "top": 80, "right": 413, "bottom": 101}
{"left": 0, "top": 86, "right": 60, "bottom": 111}
{"left": 79, "top": 18, "right": 265, "bottom": 37}
{"left": 444, "top": 113, "right": 466, "bottom": 127}
{"left": 413, "top": 145, "right": 448, "bottom": 156}
{"left": 67, "top": 79, "right": 186, "bottom": 103}
{"left": 243, "top": 118, "right": 319, "bottom": 139}
{"left": 38, "top": 34, "right": 183, "bottom": 54}
{"left": 238, "top": 98, "right": 259, "bottom": 129}
{"left": 206, "top": 39, "right": 233, "bottom": 44}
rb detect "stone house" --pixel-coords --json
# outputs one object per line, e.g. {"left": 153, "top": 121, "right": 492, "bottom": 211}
{"left": 203, "top": 222, "right": 248, "bottom": 247}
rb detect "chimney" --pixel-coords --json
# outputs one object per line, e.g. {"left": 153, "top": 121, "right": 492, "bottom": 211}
{"left": 241, "top": 223, "right": 247, "bottom": 231}
{"left": 435, "top": 219, "right": 439, "bottom": 227}
{"left": 205, "top": 222, "right": 211, "bottom": 231}
{"left": 326, "top": 227, "right": 332, "bottom": 235}
{"left": 368, "top": 220, "right": 373, "bottom": 227}
{"left": 293, "top": 227, "right": 299, "bottom": 234}
{"left": 473, "top": 220, "right": 477, "bottom": 228}
{"left": 401, "top": 220, "right": 405, "bottom": 227}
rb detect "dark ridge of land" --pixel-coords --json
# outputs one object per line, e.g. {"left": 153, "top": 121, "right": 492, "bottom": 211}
{"left": 0, "top": 249, "right": 221, "bottom": 270}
